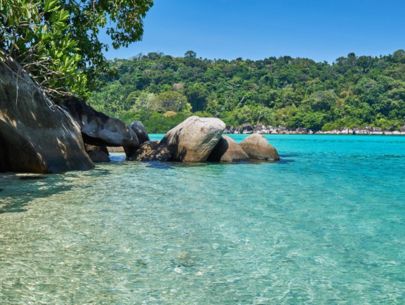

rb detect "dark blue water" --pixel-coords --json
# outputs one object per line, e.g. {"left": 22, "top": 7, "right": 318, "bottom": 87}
{"left": 0, "top": 135, "right": 404, "bottom": 304}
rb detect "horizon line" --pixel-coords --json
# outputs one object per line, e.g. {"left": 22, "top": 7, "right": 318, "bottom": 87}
{"left": 106, "top": 49, "right": 405, "bottom": 64}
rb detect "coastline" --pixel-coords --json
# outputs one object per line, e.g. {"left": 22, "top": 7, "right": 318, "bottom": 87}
{"left": 227, "top": 131, "right": 405, "bottom": 136}
{"left": 224, "top": 126, "right": 405, "bottom": 136}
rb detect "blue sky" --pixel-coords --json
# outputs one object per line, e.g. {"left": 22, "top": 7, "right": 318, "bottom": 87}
{"left": 101, "top": 0, "right": 405, "bottom": 62}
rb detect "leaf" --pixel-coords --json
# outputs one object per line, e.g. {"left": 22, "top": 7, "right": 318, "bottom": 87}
{"left": 44, "top": 0, "right": 58, "bottom": 13}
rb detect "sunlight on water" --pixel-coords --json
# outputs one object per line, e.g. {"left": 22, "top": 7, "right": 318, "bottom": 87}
{"left": 1, "top": 135, "right": 404, "bottom": 304}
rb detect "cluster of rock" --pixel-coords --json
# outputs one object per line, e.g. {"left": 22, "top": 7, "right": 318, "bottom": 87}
{"left": 0, "top": 58, "right": 280, "bottom": 174}
{"left": 316, "top": 128, "right": 405, "bottom": 135}
{"left": 226, "top": 124, "right": 320, "bottom": 134}
{"left": 129, "top": 116, "right": 280, "bottom": 163}
{"left": 226, "top": 124, "right": 405, "bottom": 135}
{"left": 225, "top": 124, "right": 308, "bottom": 135}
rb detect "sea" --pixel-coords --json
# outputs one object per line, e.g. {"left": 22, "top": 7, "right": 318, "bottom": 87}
{"left": 0, "top": 135, "right": 404, "bottom": 304}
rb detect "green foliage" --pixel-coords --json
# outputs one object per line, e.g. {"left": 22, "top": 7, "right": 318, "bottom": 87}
{"left": 0, "top": 0, "right": 153, "bottom": 97}
{"left": 185, "top": 83, "right": 209, "bottom": 112}
{"left": 117, "top": 110, "right": 191, "bottom": 133}
{"left": 89, "top": 51, "right": 405, "bottom": 132}
{"left": 148, "top": 91, "right": 191, "bottom": 113}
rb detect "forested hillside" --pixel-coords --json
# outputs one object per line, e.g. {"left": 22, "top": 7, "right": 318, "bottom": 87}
{"left": 89, "top": 50, "right": 405, "bottom": 132}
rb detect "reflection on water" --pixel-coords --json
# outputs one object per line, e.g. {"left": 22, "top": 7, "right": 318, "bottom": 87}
{"left": 0, "top": 135, "right": 405, "bottom": 304}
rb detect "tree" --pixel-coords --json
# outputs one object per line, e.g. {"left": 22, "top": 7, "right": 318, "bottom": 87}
{"left": 0, "top": 0, "right": 153, "bottom": 97}
{"left": 149, "top": 91, "right": 191, "bottom": 113}
{"left": 392, "top": 50, "right": 405, "bottom": 63}
{"left": 87, "top": 50, "right": 405, "bottom": 132}
{"left": 185, "top": 83, "right": 208, "bottom": 111}
{"left": 305, "top": 90, "right": 338, "bottom": 111}
{"left": 221, "top": 105, "right": 274, "bottom": 126}
{"left": 132, "top": 92, "right": 156, "bottom": 111}
{"left": 184, "top": 50, "right": 197, "bottom": 59}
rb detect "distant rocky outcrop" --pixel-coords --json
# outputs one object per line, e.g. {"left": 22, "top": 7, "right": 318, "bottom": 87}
{"left": 240, "top": 134, "right": 280, "bottom": 161}
{"left": 85, "top": 144, "right": 110, "bottom": 163}
{"left": 0, "top": 58, "right": 94, "bottom": 173}
{"left": 58, "top": 96, "right": 140, "bottom": 160}
{"left": 208, "top": 135, "right": 249, "bottom": 162}
{"left": 160, "top": 116, "right": 226, "bottom": 162}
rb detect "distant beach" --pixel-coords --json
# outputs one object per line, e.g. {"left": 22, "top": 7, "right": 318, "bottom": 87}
{"left": 225, "top": 125, "right": 405, "bottom": 136}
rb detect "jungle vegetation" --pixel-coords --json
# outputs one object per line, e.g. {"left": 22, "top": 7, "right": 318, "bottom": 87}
{"left": 89, "top": 50, "right": 405, "bottom": 132}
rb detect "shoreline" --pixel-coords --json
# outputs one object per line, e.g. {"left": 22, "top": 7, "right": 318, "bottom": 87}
{"left": 224, "top": 127, "right": 405, "bottom": 136}
{"left": 144, "top": 131, "right": 405, "bottom": 136}
{"left": 226, "top": 131, "right": 405, "bottom": 136}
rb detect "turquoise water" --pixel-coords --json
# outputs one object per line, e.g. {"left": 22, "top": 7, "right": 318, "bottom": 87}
{"left": 0, "top": 135, "right": 404, "bottom": 304}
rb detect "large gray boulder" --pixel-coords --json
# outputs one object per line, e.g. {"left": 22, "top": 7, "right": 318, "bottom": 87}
{"left": 160, "top": 116, "right": 226, "bottom": 162}
{"left": 58, "top": 97, "right": 140, "bottom": 157}
{"left": 240, "top": 133, "right": 280, "bottom": 161}
{"left": 208, "top": 135, "right": 249, "bottom": 162}
{"left": 0, "top": 58, "right": 94, "bottom": 173}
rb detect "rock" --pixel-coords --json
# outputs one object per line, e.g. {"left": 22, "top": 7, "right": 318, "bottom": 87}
{"left": 85, "top": 144, "right": 110, "bottom": 163}
{"left": 133, "top": 141, "right": 171, "bottom": 161}
{"left": 125, "top": 120, "right": 150, "bottom": 159}
{"left": 173, "top": 251, "right": 195, "bottom": 268}
{"left": 160, "top": 116, "right": 226, "bottom": 162}
{"left": 107, "top": 146, "right": 125, "bottom": 153}
{"left": 224, "top": 125, "right": 236, "bottom": 134}
{"left": 239, "top": 123, "right": 254, "bottom": 134}
{"left": 129, "top": 121, "right": 150, "bottom": 144}
{"left": 208, "top": 136, "right": 249, "bottom": 162}
{"left": 0, "top": 58, "right": 94, "bottom": 173}
{"left": 240, "top": 133, "right": 280, "bottom": 161}
{"left": 58, "top": 96, "right": 140, "bottom": 158}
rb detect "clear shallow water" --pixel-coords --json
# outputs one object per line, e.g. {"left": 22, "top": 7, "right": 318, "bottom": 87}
{"left": 0, "top": 135, "right": 404, "bottom": 305}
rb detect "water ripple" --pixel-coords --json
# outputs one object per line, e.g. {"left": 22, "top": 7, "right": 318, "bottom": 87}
{"left": 0, "top": 135, "right": 404, "bottom": 304}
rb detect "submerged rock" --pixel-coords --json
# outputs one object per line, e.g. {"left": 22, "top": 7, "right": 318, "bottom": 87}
{"left": 132, "top": 141, "right": 171, "bottom": 161}
{"left": 173, "top": 251, "right": 196, "bottom": 268}
{"left": 85, "top": 144, "right": 110, "bottom": 163}
{"left": 58, "top": 96, "right": 140, "bottom": 158}
{"left": 208, "top": 135, "right": 249, "bottom": 162}
{"left": 160, "top": 116, "right": 225, "bottom": 162}
{"left": 0, "top": 58, "right": 94, "bottom": 173}
{"left": 240, "top": 133, "right": 280, "bottom": 161}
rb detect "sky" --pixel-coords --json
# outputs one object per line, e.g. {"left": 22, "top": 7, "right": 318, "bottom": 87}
{"left": 101, "top": 0, "right": 405, "bottom": 62}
